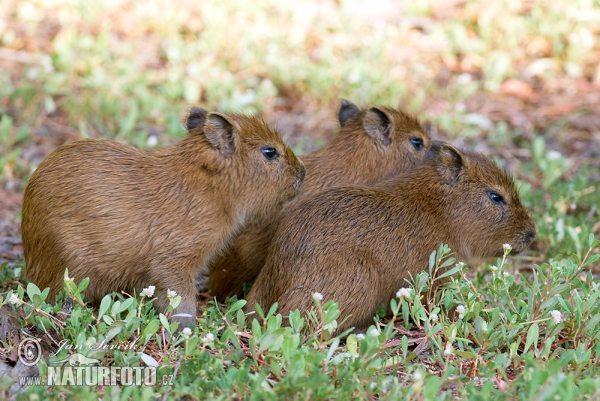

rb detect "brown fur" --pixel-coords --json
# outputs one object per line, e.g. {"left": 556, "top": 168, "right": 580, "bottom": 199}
{"left": 21, "top": 108, "right": 305, "bottom": 328}
{"left": 207, "top": 101, "right": 433, "bottom": 299}
{"left": 245, "top": 142, "right": 536, "bottom": 332}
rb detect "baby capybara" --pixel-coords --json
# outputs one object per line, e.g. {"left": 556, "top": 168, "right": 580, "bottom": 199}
{"left": 207, "top": 100, "right": 433, "bottom": 299}
{"left": 21, "top": 108, "right": 305, "bottom": 328}
{"left": 245, "top": 142, "right": 536, "bottom": 332}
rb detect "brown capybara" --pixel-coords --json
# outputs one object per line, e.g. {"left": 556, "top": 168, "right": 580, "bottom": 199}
{"left": 206, "top": 100, "right": 434, "bottom": 299}
{"left": 21, "top": 107, "right": 305, "bottom": 329}
{"left": 245, "top": 142, "right": 536, "bottom": 332}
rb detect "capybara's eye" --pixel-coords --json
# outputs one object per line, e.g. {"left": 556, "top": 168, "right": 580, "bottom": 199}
{"left": 488, "top": 191, "right": 505, "bottom": 205}
{"left": 409, "top": 137, "right": 424, "bottom": 150}
{"left": 261, "top": 147, "right": 279, "bottom": 160}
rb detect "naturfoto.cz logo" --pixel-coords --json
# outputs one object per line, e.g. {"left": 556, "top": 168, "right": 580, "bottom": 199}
{"left": 17, "top": 338, "right": 172, "bottom": 387}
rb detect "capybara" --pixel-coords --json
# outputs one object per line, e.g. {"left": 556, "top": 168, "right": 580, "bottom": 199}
{"left": 206, "top": 100, "right": 433, "bottom": 299}
{"left": 245, "top": 142, "right": 536, "bottom": 332}
{"left": 21, "top": 107, "right": 305, "bottom": 328}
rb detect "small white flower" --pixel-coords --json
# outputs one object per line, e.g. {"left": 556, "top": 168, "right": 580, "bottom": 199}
{"left": 457, "top": 262, "right": 466, "bottom": 268}
{"left": 550, "top": 310, "right": 563, "bottom": 324}
{"left": 503, "top": 244, "right": 512, "bottom": 252}
{"left": 369, "top": 328, "right": 380, "bottom": 337}
{"left": 547, "top": 150, "right": 562, "bottom": 160}
{"left": 396, "top": 287, "right": 412, "bottom": 299}
{"left": 312, "top": 292, "right": 323, "bottom": 301}
{"left": 182, "top": 327, "right": 192, "bottom": 336}
{"left": 167, "top": 290, "right": 177, "bottom": 298}
{"left": 8, "top": 293, "right": 22, "bottom": 306}
{"left": 503, "top": 271, "right": 510, "bottom": 277}
{"left": 456, "top": 305, "right": 466, "bottom": 319}
{"left": 146, "top": 135, "right": 158, "bottom": 147}
{"left": 356, "top": 333, "right": 365, "bottom": 341}
{"left": 443, "top": 343, "right": 454, "bottom": 356}
{"left": 430, "top": 313, "right": 438, "bottom": 321}
{"left": 457, "top": 73, "right": 472, "bottom": 85}
{"left": 141, "top": 286, "right": 155, "bottom": 297}
{"left": 65, "top": 276, "right": 73, "bottom": 282}
{"left": 490, "top": 265, "right": 498, "bottom": 271}
{"left": 370, "top": 382, "right": 377, "bottom": 389}
{"left": 412, "top": 371, "right": 423, "bottom": 381}
{"left": 202, "top": 332, "right": 215, "bottom": 343}
{"left": 234, "top": 331, "right": 243, "bottom": 336}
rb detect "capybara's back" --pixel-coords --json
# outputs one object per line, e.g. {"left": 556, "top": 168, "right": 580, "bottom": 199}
{"left": 207, "top": 100, "right": 434, "bottom": 299}
{"left": 245, "top": 142, "right": 536, "bottom": 332}
{"left": 22, "top": 108, "right": 305, "bottom": 328}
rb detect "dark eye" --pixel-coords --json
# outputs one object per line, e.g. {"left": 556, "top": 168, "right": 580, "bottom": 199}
{"left": 488, "top": 191, "right": 505, "bottom": 205}
{"left": 261, "top": 147, "right": 279, "bottom": 160}
{"left": 409, "top": 137, "right": 424, "bottom": 150}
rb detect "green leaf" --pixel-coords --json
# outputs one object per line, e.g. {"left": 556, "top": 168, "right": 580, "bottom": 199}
{"left": 524, "top": 323, "right": 539, "bottom": 352}
{"left": 423, "top": 374, "right": 441, "bottom": 400}
{"left": 539, "top": 297, "right": 559, "bottom": 310}
{"left": 389, "top": 298, "right": 398, "bottom": 315}
{"left": 98, "top": 295, "right": 112, "bottom": 319}
{"left": 229, "top": 299, "right": 247, "bottom": 314}
{"left": 583, "top": 313, "right": 600, "bottom": 336}
{"left": 258, "top": 328, "right": 287, "bottom": 353}
{"left": 111, "top": 301, "right": 122, "bottom": 315}
{"left": 583, "top": 254, "right": 599, "bottom": 267}
{"left": 255, "top": 304, "right": 265, "bottom": 320}
{"left": 159, "top": 313, "right": 171, "bottom": 333}
{"left": 26, "top": 282, "right": 41, "bottom": 299}
{"left": 454, "top": 350, "right": 477, "bottom": 358}
{"left": 32, "top": 294, "right": 42, "bottom": 308}
{"left": 439, "top": 257, "right": 456, "bottom": 269}
{"left": 169, "top": 295, "right": 181, "bottom": 310}
{"left": 236, "top": 308, "right": 246, "bottom": 328}
{"left": 105, "top": 321, "right": 124, "bottom": 342}
{"left": 326, "top": 337, "right": 340, "bottom": 362}
{"left": 185, "top": 336, "right": 199, "bottom": 357}
{"left": 435, "top": 266, "right": 460, "bottom": 281}
{"left": 142, "top": 319, "right": 160, "bottom": 343}
{"left": 346, "top": 335, "right": 358, "bottom": 360}
{"left": 118, "top": 297, "right": 135, "bottom": 313}
{"left": 266, "top": 302, "right": 278, "bottom": 319}
{"left": 251, "top": 318, "right": 262, "bottom": 338}
{"left": 75, "top": 277, "right": 89, "bottom": 295}
{"left": 428, "top": 250, "right": 437, "bottom": 270}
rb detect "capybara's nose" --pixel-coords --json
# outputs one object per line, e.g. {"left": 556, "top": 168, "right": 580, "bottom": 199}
{"left": 525, "top": 229, "right": 536, "bottom": 244}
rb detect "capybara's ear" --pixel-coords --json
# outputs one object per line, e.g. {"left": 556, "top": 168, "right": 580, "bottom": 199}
{"left": 338, "top": 99, "right": 360, "bottom": 127}
{"left": 204, "top": 112, "right": 239, "bottom": 155}
{"left": 363, "top": 106, "right": 394, "bottom": 146}
{"left": 437, "top": 144, "right": 464, "bottom": 184}
{"left": 186, "top": 107, "right": 208, "bottom": 131}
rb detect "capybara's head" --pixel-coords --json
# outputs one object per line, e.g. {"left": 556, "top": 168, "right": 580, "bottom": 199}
{"left": 427, "top": 142, "right": 536, "bottom": 258}
{"left": 337, "top": 99, "right": 432, "bottom": 173}
{"left": 185, "top": 107, "right": 305, "bottom": 218}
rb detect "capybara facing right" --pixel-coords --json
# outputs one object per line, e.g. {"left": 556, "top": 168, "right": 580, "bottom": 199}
{"left": 22, "top": 108, "right": 305, "bottom": 329}
{"left": 245, "top": 142, "right": 536, "bottom": 332}
{"left": 206, "top": 100, "right": 434, "bottom": 299}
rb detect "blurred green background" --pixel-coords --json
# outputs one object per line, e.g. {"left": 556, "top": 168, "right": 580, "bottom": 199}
{"left": 0, "top": 0, "right": 599, "bottom": 260}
